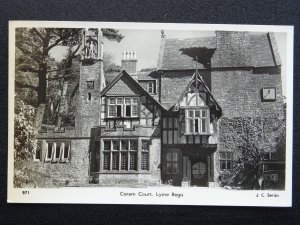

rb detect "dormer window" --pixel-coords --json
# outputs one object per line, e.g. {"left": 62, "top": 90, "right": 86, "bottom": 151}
{"left": 107, "top": 97, "right": 139, "bottom": 118}
{"left": 185, "top": 108, "right": 209, "bottom": 134}
{"left": 147, "top": 81, "right": 156, "bottom": 94}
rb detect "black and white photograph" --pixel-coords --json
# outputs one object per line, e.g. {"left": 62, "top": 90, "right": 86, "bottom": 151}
{"left": 7, "top": 21, "right": 293, "bottom": 206}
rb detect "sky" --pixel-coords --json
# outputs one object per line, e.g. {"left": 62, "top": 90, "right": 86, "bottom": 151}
{"left": 50, "top": 29, "right": 287, "bottom": 96}
{"left": 103, "top": 30, "right": 215, "bottom": 70}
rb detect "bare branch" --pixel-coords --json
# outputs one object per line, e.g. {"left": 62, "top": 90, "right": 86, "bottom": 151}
{"left": 31, "top": 28, "right": 45, "bottom": 41}
{"left": 70, "top": 44, "right": 81, "bottom": 58}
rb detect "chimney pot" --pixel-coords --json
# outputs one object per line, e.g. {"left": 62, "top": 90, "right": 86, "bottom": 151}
{"left": 121, "top": 51, "right": 137, "bottom": 74}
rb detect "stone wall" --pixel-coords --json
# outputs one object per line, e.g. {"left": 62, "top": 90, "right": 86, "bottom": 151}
{"left": 75, "top": 61, "right": 102, "bottom": 137}
{"left": 34, "top": 134, "right": 90, "bottom": 187}
{"left": 211, "top": 68, "right": 284, "bottom": 181}
{"left": 211, "top": 68, "right": 283, "bottom": 118}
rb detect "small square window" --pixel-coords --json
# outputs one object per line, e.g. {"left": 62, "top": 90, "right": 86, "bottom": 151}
{"left": 130, "top": 140, "right": 138, "bottom": 150}
{"left": 121, "top": 140, "right": 129, "bottom": 150}
{"left": 195, "top": 110, "right": 200, "bottom": 117}
{"left": 142, "top": 140, "right": 149, "bottom": 151}
{"left": 104, "top": 140, "right": 111, "bottom": 150}
{"left": 261, "top": 87, "right": 276, "bottom": 101}
{"left": 124, "top": 97, "right": 131, "bottom": 105}
{"left": 87, "top": 81, "right": 94, "bottom": 89}
{"left": 117, "top": 97, "right": 123, "bottom": 105}
{"left": 132, "top": 98, "right": 138, "bottom": 104}
{"left": 112, "top": 140, "right": 120, "bottom": 150}
{"left": 109, "top": 98, "right": 116, "bottom": 104}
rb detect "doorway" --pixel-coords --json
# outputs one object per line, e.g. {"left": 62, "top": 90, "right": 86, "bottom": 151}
{"left": 190, "top": 157, "right": 208, "bottom": 186}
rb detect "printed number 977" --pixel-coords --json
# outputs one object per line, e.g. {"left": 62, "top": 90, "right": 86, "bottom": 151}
{"left": 22, "top": 191, "right": 29, "bottom": 195}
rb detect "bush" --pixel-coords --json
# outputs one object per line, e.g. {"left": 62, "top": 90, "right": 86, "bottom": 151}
{"left": 14, "top": 97, "right": 38, "bottom": 187}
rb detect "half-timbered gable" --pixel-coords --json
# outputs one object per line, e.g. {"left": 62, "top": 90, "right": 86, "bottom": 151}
{"left": 100, "top": 70, "right": 162, "bottom": 129}
{"left": 160, "top": 69, "right": 221, "bottom": 186}
{"left": 88, "top": 70, "right": 164, "bottom": 186}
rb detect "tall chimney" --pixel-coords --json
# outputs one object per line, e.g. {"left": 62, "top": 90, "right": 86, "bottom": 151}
{"left": 121, "top": 51, "right": 137, "bottom": 74}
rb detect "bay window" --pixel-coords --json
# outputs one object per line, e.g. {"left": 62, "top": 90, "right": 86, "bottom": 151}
{"left": 107, "top": 97, "right": 139, "bottom": 118}
{"left": 185, "top": 108, "right": 209, "bottom": 134}
{"left": 102, "top": 139, "right": 150, "bottom": 172}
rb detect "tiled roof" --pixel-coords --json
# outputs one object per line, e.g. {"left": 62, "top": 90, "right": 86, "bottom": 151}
{"left": 158, "top": 32, "right": 281, "bottom": 70}
{"left": 136, "top": 71, "right": 158, "bottom": 80}
{"left": 211, "top": 32, "right": 281, "bottom": 68}
{"left": 158, "top": 36, "right": 216, "bottom": 70}
{"left": 105, "top": 71, "right": 159, "bottom": 86}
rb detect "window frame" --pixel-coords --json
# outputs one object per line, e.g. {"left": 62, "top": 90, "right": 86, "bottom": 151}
{"left": 86, "top": 81, "right": 95, "bottom": 89}
{"left": 102, "top": 139, "right": 138, "bottom": 172}
{"left": 165, "top": 151, "right": 179, "bottom": 174}
{"left": 107, "top": 97, "right": 139, "bottom": 118}
{"left": 141, "top": 140, "right": 150, "bottom": 171}
{"left": 101, "top": 138, "right": 150, "bottom": 173}
{"left": 39, "top": 141, "right": 71, "bottom": 163}
{"left": 147, "top": 80, "right": 156, "bottom": 94}
{"left": 262, "top": 152, "right": 277, "bottom": 161}
{"left": 261, "top": 87, "right": 277, "bottom": 102}
{"left": 185, "top": 108, "right": 210, "bottom": 135}
{"left": 219, "top": 151, "right": 233, "bottom": 172}
{"left": 34, "top": 141, "right": 43, "bottom": 161}
{"left": 60, "top": 142, "right": 71, "bottom": 163}
{"left": 44, "top": 142, "right": 54, "bottom": 162}
{"left": 52, "top": 142, "right": 62, "bottom": 163}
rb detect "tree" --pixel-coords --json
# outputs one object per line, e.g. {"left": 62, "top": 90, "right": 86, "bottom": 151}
{"left": 16, "top": 28, "right": 124, "bottom": 106}
{"left": 16, "top": 28, "right": 124, "bottom": 127}
{"left": 16, "top": 28, "right": 82, "bottom": 106}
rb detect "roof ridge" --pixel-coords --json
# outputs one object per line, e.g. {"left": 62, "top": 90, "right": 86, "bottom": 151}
{"left": 165, "top": 36, "right": 216, "bottom": 41}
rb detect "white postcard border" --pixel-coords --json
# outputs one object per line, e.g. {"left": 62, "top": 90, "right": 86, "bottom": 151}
{"left": 7, "top": 21, "right": 294, "bottom": 206}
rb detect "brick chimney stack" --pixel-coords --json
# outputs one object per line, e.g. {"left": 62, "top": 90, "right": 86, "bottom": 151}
{"left": 121, "top": 51, "right": 137, "bottom": 74}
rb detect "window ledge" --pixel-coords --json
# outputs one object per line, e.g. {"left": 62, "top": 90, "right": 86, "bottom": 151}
{"left": 183, "top": 133, "right": 212, "bottom": 136}
{"left": 98, "top": 171, "right": 151, "bottom": 174}
{"left": 105, "top": 117, "right": 140, "bottom": 119}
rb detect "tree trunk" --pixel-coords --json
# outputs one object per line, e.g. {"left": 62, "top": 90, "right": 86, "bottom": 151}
{"left": 37, "top": 63, "right": 47, "bottom": 106}
{"left": 34, "top": 104, "right": 46, "bottom": 130}
{"left": 35, "top": 63, "right": 47, "bottom": 129}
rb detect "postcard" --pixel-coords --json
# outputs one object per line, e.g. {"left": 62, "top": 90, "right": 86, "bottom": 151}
{"left": 7, "top": 21, "right": 293, "bottom": 206}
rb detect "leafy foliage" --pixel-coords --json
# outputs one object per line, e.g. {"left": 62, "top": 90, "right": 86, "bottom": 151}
{"left": 219, "top": 109, "right": 286, "bottom": 189}
{"left": 14, "top": 97, "right": 38, "bottom": 187}
{"left": 14, "top": 97, "right": 37, "bottom": 159}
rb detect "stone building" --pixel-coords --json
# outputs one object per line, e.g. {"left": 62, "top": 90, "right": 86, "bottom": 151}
{"left": 33, "top": 28, "right": 284, "bottom": 187}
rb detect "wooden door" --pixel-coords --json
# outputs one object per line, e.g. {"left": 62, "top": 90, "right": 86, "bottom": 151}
{"left": 191, "top": 157, "right": 208, "bottom": 186}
